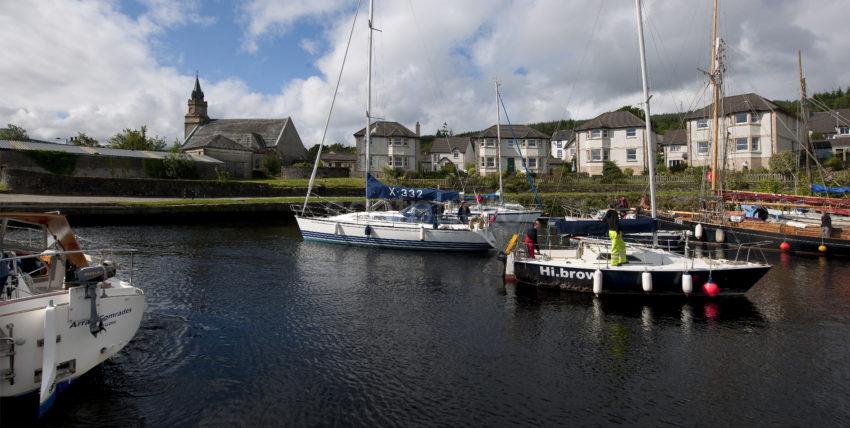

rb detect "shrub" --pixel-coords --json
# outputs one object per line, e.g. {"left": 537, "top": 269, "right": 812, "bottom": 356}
{"left": 622, "top": 167, "right": 635, "bottom": 176}
{"left": 824, "top": 156, "right": 846, "bottom": 171}
{"left": 668, "top": 162, "right": 687, "bottom": 174}
{"left": 290, "top": 162, "right": 313, "bottom": 169}
{"left": 162, "top": 152, "right": 198, "bottom": 179}
{"left": 262, "top": 152, "right": 282, "bottom": 176}
{"left": 769, "top": 151, "right": 797, "bottom": 175}
{"left": 755, "top": 179, "right": 784, "bottom": 193}
{"left": 601, "top": 161, "right": 624, "bottom": 183}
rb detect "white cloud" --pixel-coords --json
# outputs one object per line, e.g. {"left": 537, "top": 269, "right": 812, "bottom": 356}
{"left": 1, "top": 0, "right": 849, "bottom": 150}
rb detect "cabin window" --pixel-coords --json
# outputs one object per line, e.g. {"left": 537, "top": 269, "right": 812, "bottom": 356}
{"left": 626, "top": 148, "right": 637, "bottom": 162}
{"left": 626, "top": 128, "right": 637, "bottom": 138}
{"left": 735, "top": 138, "right": 748, "bottom": 152}
{"left": 697, "top": 119, "right": 709, "bottom": 129}
{"left": 751, "top": 137, "right": 760, "bottom": 151}
{"left": 735, "top": 113, "right": 748, "bottom": 124}
{"left": 697, "top": 141, "right": 709, "bottom": 154}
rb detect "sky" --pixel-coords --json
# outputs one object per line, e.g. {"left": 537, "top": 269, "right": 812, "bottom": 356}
{"left": 1, "top": 0, "right": 849, "bottom": 148}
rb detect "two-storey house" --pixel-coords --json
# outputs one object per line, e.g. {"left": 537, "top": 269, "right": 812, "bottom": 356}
{"left": 429, "top": 136, "right": 475, "bottom": 172}
{"left": 660, "top": 129, "right": 687, "bottom": 169}
{"left": 473, "top": 124, "right": 550, "bottom": 175}
{"left": 550, "top": 129, "right": 576, "bottom": 163}
{"left": 809, "top": 108, "right": 850, "bottom": 160}
{"left": 355, "top": 121, "right": 420, "bottom": 173}
{"left": 684, "top": 93, "right": 799, "bottom": 171}
{"left": 575, "top": 111, "right": 653, "bottom": 176}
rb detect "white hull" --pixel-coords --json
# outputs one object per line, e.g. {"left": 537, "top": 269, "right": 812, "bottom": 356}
{"left": 296, "top": 212, "right": 496, "bottom": 251}
{"left": 0, "top": 278, "right": 145, "bottom": 398}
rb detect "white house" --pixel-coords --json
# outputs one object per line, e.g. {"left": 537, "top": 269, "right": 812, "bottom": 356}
{"left": 355, "top": 121, "right": 420, "bottom": 173}
{"left": 472, "top": 124, "right": 550, "bottom": 175}
{"left": 575, "top": 110, "right": 655, "bottom": 176}
{"left": 684, "top": 93, "right": 799, "bottom": 171}
{"left": 550, "top": 129, "right": 576, "bottom": 163}
{"left": 660, "top": 128, "right": 688, "bottom": 169}
{"left": 809, "top": 108, "right": 850, "bottom": 160}
{"left": 429, "top": 136, "right": 475, "bottom": 172}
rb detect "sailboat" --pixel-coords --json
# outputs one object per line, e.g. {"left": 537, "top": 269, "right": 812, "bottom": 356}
{"left": 664, "top": 1, "right": 850, "bottom": 255}
{"left": 295, "top": 0, "right": 496, "bottom": 252}
{"left": 467, "top": 81, "right": 543, "bottom": 224}
{"left": 0, "top": 212, "right": 145, "bottom": 416}
{"left": 505, "top": 0, "right": 771, "bottom": 297}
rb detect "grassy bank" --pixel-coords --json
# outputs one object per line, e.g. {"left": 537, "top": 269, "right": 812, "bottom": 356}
{"left": 240, "top": 177, "right": 362, "bottom": 188}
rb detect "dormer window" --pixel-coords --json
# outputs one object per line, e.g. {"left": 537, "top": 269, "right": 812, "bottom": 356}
{"left": 453, "top": 150, "right": 459, "bottom": 159}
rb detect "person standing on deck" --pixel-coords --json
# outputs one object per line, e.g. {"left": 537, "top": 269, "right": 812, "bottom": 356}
{"left": 458, "top": 201, "right": 471, "bottom": 223}
{"left": 822, "top": 211, "right": 833, "bottom": 238}
{"left": 603, "top": 208, "right": 626, "bottom": 266}
{"left": 523, "top": 220, "right": 541, "bottom": 259}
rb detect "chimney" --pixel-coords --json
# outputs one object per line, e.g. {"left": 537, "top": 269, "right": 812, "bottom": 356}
{"left": 415, "top": 121, "right": 420, "bottom": 136}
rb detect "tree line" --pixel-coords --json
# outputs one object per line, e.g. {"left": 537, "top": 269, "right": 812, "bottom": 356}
{"left": 0, "top": 124, "right": 173, "bottom": 152}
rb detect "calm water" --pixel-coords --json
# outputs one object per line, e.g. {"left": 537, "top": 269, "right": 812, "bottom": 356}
{"left": 4, "top": 221, "right": 850, "bottom": 426}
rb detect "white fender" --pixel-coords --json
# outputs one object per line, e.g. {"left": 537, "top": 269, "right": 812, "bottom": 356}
{"left": 682, "top": 273, "right": 693, "bottom": 295}
{"left": 715, "top": 228, "right": 725, "bottom": 243}
{"left": 593, "top": 269, "right": 603, "bottom": 296}
{"left": 641, "top": 271, "right": 653, "bottom": 292}
{"left": 39, "top": 300, "right": 58, "bottom": 417}
{"left": 419, "top": 225, "right": 425, "bottom": 241}
{"left": 334, "top": 222, "right": 341, "bottom": 235}
{"left": 694, "top": 223, "right": 704, "bottom": 240}
{"left": 503, "top": 253, "right": 516, "bottom": 282}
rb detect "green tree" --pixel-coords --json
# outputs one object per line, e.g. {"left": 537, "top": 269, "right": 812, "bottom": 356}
{"left": 70, "top": 132, "right": 99, "bottom": 147}
{"left": 262, "top": 152, "right": 282, "bottom": 176}
{"left": 108, "top": 125, "right": 167, "bottom": 151}
{"left": 0, "top": 124, "right": 28, "bottom": 141}
{"left": 601, "top": 160, "right": 624, "bottom": 183}
{"left": 768, "top": 150, "right": 797, "bottom": 175}
{"left": 162, "top": 152, "right": 198, "bottom": 179}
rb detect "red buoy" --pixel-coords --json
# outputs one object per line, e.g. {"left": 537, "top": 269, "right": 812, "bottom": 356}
{"left": 703, "top": 280, "right": 720, "bottom": 297}
{"left": 779, "top": 241, "right": 791, "bottom": 251}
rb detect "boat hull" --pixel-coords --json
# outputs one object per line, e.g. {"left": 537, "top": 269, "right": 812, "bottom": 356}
{"left": 673, "top": 218, "right": 850, "bottom": 256}
{"left": 513, "top": 260, "right": 769, "bottom": 297}
{"left": 296, "top": 216, "right": 495, "bottom": 252}
{"left": 470, "top": 209, "right": 542, "bottom": 224}
{"left": 0, "top": 280, "right": 145, "bottom": 398}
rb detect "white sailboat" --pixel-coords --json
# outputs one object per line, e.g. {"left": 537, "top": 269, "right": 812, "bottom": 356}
{"left": 468, "top": 80, "right": 543, "bottom": 224}
{"left": 0, "top": 213, "right": 145, "bottom": 415}
{"left": 506, "top": 0, "right": 771, "bottom": 297}
{"left": 295, "top": 0, "right": 496, "bottom": 252}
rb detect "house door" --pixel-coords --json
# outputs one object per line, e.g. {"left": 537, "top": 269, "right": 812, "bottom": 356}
{"left": 507, "top": 157, "right": 515, "bottom": 174}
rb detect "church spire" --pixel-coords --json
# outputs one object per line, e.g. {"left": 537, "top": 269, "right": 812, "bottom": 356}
{"left": 191, "top": 71, "right": 204, "bottom": 102}
{"left": 185, "top": 71, "right": 209, "bottom": 139}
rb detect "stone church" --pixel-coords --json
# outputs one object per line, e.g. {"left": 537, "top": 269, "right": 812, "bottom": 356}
{"left": 180, "top": 76, "right": 307, "bottom": 178}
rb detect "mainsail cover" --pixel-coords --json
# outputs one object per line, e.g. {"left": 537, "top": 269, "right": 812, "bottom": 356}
{"left": 554, "top": 218, "right": 657, "bottom": 235}
{"left": 811, "top": 184, "right": 850, "bottom": 194}
{"left": 366, "top": 174, "right": 459, "bottom": 202}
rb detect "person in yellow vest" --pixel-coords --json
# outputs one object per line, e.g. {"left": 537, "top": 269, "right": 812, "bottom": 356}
{"left": 602, "top": 208, "right": 626, "bottom": 266}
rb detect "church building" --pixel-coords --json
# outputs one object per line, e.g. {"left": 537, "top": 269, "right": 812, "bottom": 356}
{"left": 180, "top": 75, "right": 307, "bottom": 178}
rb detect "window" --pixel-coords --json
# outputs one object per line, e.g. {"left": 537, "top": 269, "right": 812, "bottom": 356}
{"left": 751, "top": 114, "right": 760, "bottom": 123}
{"left": 670, "top": 145, "right": 681, "bottom": 152}
{"left": 626, "top": 148, "right": 637, "bottom": 162}
{"left": 735, "top": 138, "right": 748, "bottom": 151}
{"left": 590, "top": 129, "right": 608, "bottom": 139}
{"left": 570, "top": 148, "right": 575, "bottom": 156}
{"left": 626, "top": 128, "right": 637, "bottom": 138}
{"left": 528, "top": 158, "right": 537, "bottom": 168}
{"left": 556, "top": 142, "right": 562, "bottom": 149}
{"left": 507, "top": 139, "right": 516, "bottom": 147}
{"left": 697, "top": 119, "right": 709, "bottom": 129}
{"left": 527, "top": 139, "right": 538, "bottom": 148}
{"left": 390, "top": 137, "right": 406, "bottom": 146}
{"left": 669, "top": 159, "right": 683, "bottom": 167}
{"left": 486, "top": 157, "right": 496, "bottom": 168}
{"left": 697, "top": 141, "right": 709, "bottom": 154}
{"left": 486, "top": 138, "right": 496, "bottom": 147}
{"left": 839, "top": 127, "right": 850, "bottom": 135}
{"left": 480, "top": 157, "right": 485, "bottom": 167}
{"left": 453, "top": 150, "right": 459, "bottom": 159}
{"left": 557, "top": 150, "right": 563, "bottom": 159}
{"left": 590, "top": 149, "right": 602, "bottom": 161}
{"left": 751, "top": 137, "right": 760, "bottom": 151}
{"left": 735, "top": 113, "right": 748, "bottom": 124}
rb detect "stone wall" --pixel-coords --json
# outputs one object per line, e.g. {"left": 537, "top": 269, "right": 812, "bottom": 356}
{"left": 280, "top": 166, "right": 350, "bottom": 179}
{"left": 0, "top": 149, "right": 221, "bottom": 179}
{"left": 0, "top": 168, "right": 363, "bottom": 197}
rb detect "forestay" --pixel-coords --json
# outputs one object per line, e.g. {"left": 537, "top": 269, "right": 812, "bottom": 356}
{"left": 366, "top": 174, "right": 459, "bottom": 202}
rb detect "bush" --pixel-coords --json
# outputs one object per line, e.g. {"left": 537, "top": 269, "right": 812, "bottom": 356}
{"left": 622, "top": 167, "right": 635, "bottom": 176}
{"left": 290, "top": 162, "right": 313, "bottom": 169}
{"left": 824, "top": 156, "right": 846, "bottom": 171}
{"left": 755, "top": 179, "right": 784, "bottom": 193}
{"left": 262, "top": 152, "right": 282, "bottom": 176}
{"left": 162, "top": 152, "right": 198, "bottom": 179}
{"left": 668, "top": 163, "right": 687, "bottom": 174}
{"left": 769, "top": 151, "right": 797, "bottom": 175}
{"left": 601, "top": 161, "right": 624, "bottom": 183}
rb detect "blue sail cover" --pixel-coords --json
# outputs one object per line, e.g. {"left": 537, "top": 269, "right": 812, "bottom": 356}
{"left": 554, "top": 218, "right": 657, "bottom": 235}
{"left": 812, "top": 183, "right": 850, "bottom": 194}
{"left": 366, "top": 174, "right": 460, "bottom": 202}
{"left": 463, "top": 193, "right": 500, "bottom": 201}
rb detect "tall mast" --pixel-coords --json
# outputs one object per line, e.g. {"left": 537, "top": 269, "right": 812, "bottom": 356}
{"left": 799, "top": 49, "right": 812, "bottom": 192}
{"left": 364, "top": 0, "right": 374, "bottom": 212}
{"left": 495, "top": 80, "right": 504, "bottom": 204}
{"left": 634, "top": 0, "right": 657, "bottom": 221}
{"left": 709, "top": 0, "right": 720, "bottom": 193}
